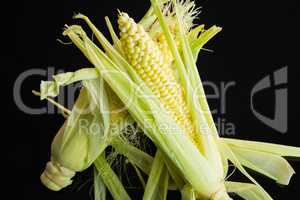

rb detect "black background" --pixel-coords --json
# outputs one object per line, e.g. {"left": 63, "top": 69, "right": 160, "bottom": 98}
{"left": 7, "top": 0, "right": 299, "bottom": 199}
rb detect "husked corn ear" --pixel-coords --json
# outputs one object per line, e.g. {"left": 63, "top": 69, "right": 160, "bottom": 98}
{"left": 118, "top": 13, "right": 201, "bottom": 149}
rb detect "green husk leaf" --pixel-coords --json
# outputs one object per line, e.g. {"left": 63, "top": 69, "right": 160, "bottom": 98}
{"left": 138, "top": 6, "right": 156, "bottom": 30}
{"left": 190, "top": 25, "right": 222, "bottom": 60}
{"left": 94, "top": 154, "right": 131, "bottom": 200}
{"left": 221, "top": 152, "right": 229, "bottom": 179}
{"left": 73, "top": 14, "right": 128, "bottom": 73}
{"left": 188, "top": 24, "right": 205, "bottom": 43}
{"left": 40, "top": 68, "right": 98, "bottom": 99}
{"left": 220, "top": 143, "right": 272, "bottom": 200}
{"left": 156, "top": 165, "right": 169, "bottom": 200}
{"left": 172, "top": 0, "right": 224, "bottom": 180}
{"left": 162, "top": 153, "right": 185, "bottom": 190}
{"left": 222, "top": 138, "right": 300, "bottom": 158}
{"left": 225, "top": 181, "right": 272, "bottom": 200}
{"left": 139, "top": 0, "right": 170, "bottom": 30}
{"left": 229, "top": 145, "right": 295, "bottom": 185}
{"left": 83, "top": 78, "right": 110, "bottom": 140}
{"left": 83, "top": 79, "right": 111, "bottom": 162}
{"left": 94, "top": 167, "right": 107, "bottom": 200}
{"left": 143, "top": 151, "right": 166, "bottom": 200}
{"left": 104, "top": 16, "right": 123, "bottom": 54}
{"left": 52, "top": 83, "right": 109, "bottom": 170}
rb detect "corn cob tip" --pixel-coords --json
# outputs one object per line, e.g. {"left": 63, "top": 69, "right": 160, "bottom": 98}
{"left": 117, "top": 12, "right": 141, "bottom": 36}
{"left": 40, "top": 160, "right": 75, "bottom": 191}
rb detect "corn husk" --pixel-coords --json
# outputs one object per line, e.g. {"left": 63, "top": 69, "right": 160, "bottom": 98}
{"left": 40, "top": 80, "right": 109, "bottom": 190}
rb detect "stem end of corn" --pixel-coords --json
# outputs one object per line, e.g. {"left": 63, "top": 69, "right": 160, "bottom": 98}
{"left": 40, "top": 160, "right": 75, "bottom": 191}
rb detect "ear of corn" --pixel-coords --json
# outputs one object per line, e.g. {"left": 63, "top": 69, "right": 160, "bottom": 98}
{"left": 63, "top": 24, "right": 222, "bottom": 198}
{"left": 149, "top": 0, "right": 227, "bottom": 196}
{"left": 65, "top": 19, "right": 234, "bottom": 196}
{"left": 172, "top": 0, "right": 226, "bottom": 182}
{"left": 117, "top": 12, "right": 227, "bottom": 191}
{"left": 40, "top": 74, "right": 132, "bottom": 191}
{"left": 40, "top": 85, "right": 108, "bottom": 191}
{"left": 118, "top": 13, "right": 197, "bottom": 149}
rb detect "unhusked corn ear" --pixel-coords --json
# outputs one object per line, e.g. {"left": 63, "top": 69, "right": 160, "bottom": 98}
{"left": 118, "top": 12, "right": 202, "bottom": 150}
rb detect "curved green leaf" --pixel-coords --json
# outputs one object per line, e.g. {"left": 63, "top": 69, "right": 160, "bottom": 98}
{"left": 229, "top": 146, "right": 295, "bottom": 185}
{"left": 222, "top": 138, "right": 300, "bottom": 158}
{"left": 226, "top": 181, "right": 272, "bottom": 200}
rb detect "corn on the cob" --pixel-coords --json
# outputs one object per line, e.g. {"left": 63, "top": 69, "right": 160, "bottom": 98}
{"left": 118, "top": 13, "right": 203, "bottom": 151}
